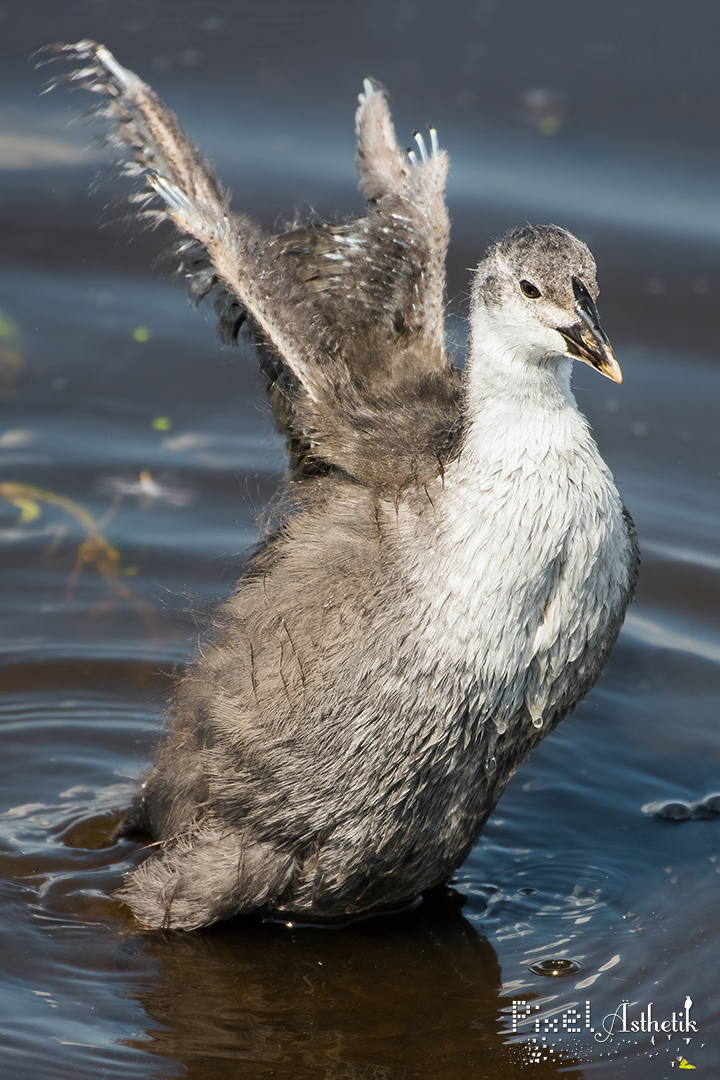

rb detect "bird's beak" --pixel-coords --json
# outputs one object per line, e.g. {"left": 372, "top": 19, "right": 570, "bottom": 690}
{"left": 558, "top": 276, "right": 622, "bottom": 384}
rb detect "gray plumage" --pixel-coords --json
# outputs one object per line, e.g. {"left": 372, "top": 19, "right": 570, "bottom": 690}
{"left": 45, "top": 45, "right": 638, "bottom": 930}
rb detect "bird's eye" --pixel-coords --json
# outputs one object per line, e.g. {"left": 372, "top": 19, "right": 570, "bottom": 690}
{"left": 520, "top": 280, "right": 541, "bottom": 299}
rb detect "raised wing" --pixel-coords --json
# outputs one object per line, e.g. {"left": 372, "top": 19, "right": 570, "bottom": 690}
{"left": 43, "top": 44, "right": 462, "bottom": 489}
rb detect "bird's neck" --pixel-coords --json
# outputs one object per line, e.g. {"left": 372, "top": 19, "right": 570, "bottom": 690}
{"left": 460, "top": 320, "right": 589, "bottom": 470}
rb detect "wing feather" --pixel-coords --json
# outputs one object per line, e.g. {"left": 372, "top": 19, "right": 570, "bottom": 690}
{"left": 43, "top": 43, "right": 462, "bottom": 488}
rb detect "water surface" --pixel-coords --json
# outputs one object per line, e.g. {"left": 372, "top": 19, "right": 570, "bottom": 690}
{"left": 1, "top": 5, "right": 719, "bottom": 1076}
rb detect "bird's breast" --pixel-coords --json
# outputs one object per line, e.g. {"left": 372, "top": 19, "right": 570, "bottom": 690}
{"left": 395, "top": 432, "right": 634, "bottom": 732}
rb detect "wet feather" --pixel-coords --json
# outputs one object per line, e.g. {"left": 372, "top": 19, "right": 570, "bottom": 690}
{"left": 42, "top": 42, "right": 639, "bottom": 930}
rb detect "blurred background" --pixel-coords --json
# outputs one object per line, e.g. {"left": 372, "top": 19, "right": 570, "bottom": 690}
{"left": 0, "top": 2, "right": 719, "bottom": 1079}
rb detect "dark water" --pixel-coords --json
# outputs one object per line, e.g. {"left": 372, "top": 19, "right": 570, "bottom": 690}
{"left": 1, "top": 3, "right": 719, "bottom": 1077}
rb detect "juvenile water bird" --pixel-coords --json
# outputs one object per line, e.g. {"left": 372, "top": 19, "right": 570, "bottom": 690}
{"left": 47, "top": 43, "right": 638, "bottom": 930}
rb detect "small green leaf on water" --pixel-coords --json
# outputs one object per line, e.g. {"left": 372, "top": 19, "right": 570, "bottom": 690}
{"left": 539, "top": 116, "right": 560, "bottom": 136}
{"left": 152, "top": 417, "right": 171, "bottom": 431}
{"left": 0, "top": 308, "right": 20, "bottom": 340}
{"left": 133, "top": 326, "right": 150, "bottom": 342}
{"left": 12, "top": 497, "right": 41, "bottom": 524}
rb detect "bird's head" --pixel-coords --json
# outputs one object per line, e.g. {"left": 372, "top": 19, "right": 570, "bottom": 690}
{"left": 471, "top": 224, "right": 622, "bottom": 384}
